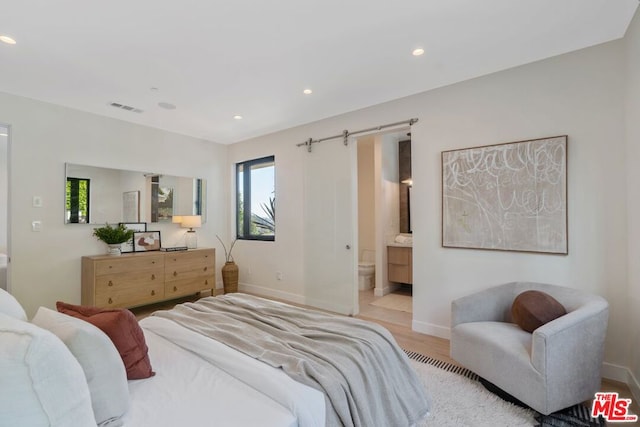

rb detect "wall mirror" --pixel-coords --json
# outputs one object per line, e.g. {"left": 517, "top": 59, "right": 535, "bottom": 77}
{"left": 65, "top": 163, "right": 206, "bottom": 225}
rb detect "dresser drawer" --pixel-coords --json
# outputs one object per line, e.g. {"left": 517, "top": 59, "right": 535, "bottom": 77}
{"left": 95, "top": 282, "right": 164, "bottom": 308}
{"left": 95, "top": 255, "right": 164, "bottom": 276}
{"left": 165, "top": 250, "right": 214, "bottom": 282}
{"left": 95, "top": 267, "right": 164, "bottom": 294}
{"left": 165, "top": 275, "right": 215, "bottom": 298}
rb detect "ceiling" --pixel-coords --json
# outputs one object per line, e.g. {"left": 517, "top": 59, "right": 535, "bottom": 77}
{"left": 0, "top": 1, "right": 637, "bottom": 144}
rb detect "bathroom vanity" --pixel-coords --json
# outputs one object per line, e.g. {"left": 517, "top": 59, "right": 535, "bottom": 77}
{"left": 387, "top": 245, "right": 412, "bottom": 285}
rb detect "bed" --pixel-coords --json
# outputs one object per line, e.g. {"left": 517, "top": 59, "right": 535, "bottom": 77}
{"left": 0, "top": 289, "right": 430, "bottom": 427}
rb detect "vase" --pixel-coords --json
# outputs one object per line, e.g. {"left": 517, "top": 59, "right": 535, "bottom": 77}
{"left": 221, "top": 261, "right": 239, "bottom": 293}
{"left": 106, "top": 244, "right": 122, "bottom": 256}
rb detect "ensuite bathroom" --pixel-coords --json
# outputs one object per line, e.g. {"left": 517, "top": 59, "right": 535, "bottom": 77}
{"left": 356, "top": 131, "right": 413, "bottom": 326}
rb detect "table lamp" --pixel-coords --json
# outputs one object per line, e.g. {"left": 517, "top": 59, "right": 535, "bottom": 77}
{"left": 180, "top": 215, "right": 201, "bottom": 249}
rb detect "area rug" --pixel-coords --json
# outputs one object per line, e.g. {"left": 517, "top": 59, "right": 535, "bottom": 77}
{"left": 370, "top": 293, "right": 412, "bottom": 313}
{"left": 405, "top": 350, "right": 606, "bottom": 427}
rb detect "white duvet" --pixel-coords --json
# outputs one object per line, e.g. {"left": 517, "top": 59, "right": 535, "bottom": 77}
{"left": 123, "top": 316, "right": 325, "bottom": 427}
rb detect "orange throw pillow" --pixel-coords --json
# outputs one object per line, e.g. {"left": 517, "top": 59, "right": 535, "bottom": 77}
{"left": 56, "top": 302, "right": 155, "bottom": 379}
{"left": 511, "top": 290, "right": 567, "bottom": 333}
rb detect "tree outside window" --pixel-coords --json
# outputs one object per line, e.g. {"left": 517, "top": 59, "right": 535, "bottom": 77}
{"left": 66, "top": 177, "right": 90, "bottom": 223}
{"left": 236, "top": 156, "right": 275, "bottom": 240}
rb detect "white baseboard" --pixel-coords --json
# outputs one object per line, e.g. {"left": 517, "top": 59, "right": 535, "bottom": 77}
{"left": 237, "top": 282, "right": 353, "bottom": 315}
{"left": 412, "top": 319, "right": 450, "bottom": 340}
{"left": 237, "top": 282, "right": 306, "bottom": 305}
{"left": 602, "top": 362, "right": 630, "bottom": 383}
{"left": 374, "top": 283, "right": 400, "bottom": 297}
{"left": 628, "top": 369, "right": 640, "bottom": 405}
{"left": 601, "top": 362, "right": 640, "bottom": 404}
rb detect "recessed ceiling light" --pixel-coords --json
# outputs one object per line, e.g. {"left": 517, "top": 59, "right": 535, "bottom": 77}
{"left": 412, "top": 48, "right": 425, "bottom": 56}
{"left": 303, "top": 89, "right": 313, "bottom": 95}
{"left": 233, "top": 115, "right": 243, "bottom": 120}
{"left": 158, "top": 102, "right": 176, "bottom": 110}
{"left": 0, "top": 35, "right": 16, "bottom": 45}
{"left": 0, "top": 132, "right": 7, "bottom": 137}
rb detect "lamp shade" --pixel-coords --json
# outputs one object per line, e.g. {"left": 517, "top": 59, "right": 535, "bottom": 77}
{"left": 180, "top": 215, "right": 202, "bottom": 229}
{"left": 172, "top": 215, "right": 183, "bottom": 224}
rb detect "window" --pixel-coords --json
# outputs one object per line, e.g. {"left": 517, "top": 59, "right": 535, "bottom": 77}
{"left": 66, "top": 177, "right": 90, "bottom": 223}
{"left": 236, "top": 156, "right": 275, "bottom": 240}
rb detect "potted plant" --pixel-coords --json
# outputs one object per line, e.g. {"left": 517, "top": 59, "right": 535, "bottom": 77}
{"left": 93, "top": 223, "right": 135, "bottom": 256}
{"left": 216, "top": 235, "right": 238, "bottom": 293}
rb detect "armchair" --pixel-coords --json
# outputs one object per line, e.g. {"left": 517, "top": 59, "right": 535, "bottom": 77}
{"left": 450, "top": 282, "right": 609, "bottom": 415}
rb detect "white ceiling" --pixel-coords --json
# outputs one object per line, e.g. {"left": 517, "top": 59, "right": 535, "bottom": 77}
{"left": 0, "top": 0, "right": 637, "bottom": 144}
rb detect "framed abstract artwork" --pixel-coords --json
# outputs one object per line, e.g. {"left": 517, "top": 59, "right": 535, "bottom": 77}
{"left": 133, "top": 231, "right": 162, "bottom": 252}
{"left": 441, "top": 135, "right": 567, "bottom": 254}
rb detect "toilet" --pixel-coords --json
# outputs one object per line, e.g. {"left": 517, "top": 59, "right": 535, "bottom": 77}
{"left": 358, "top": 250, "right": 375, "bottom": 290}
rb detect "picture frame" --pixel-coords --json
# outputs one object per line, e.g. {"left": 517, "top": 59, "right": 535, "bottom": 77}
{"left": 133, "top": 231, "right": 162, "bottom": 252}
{"left": 441, "top": 135, "right": 567, "bottom": 254}
{"left": 119, "top": 222, "right": 147, "bottom": 253}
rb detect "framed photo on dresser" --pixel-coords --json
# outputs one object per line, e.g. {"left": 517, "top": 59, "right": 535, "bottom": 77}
{"left": 119, "top": 222, "right": 147, "bottom": 253}
{"left": 133, "top": 231, "right": 161, "bottom": 252}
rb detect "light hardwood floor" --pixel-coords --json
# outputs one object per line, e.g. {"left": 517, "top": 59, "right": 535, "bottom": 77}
{"left": 133, "top": 290, "right": 638, "bottom": 420}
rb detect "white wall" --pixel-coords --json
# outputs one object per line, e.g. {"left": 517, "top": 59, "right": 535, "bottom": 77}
{"left": 357, "top": 137, "right": 375, "bottom": 258}
{"left": 0, "top": 92, "right": 229, "bottom": 317}
{"left": 374, "top": 134, "right": 400, "bottom": 296}
{"left": 411, "top": 41, "right": 629, "bottom": 371}
{"left": 229, "top": 38, "right": 630, "bottom": 372}
{"left": 0, "top": 131, "right": 7, "bottom": 254}
{"left": 624, "top": 8, "right": 640, "bottom": 399}
{"left": 0, "top": 129, "right": 7, "bottom": 291}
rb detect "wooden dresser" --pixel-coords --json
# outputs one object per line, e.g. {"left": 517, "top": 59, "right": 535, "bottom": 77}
{"left": 81, "top": 248, "right": 215, "bottom": 309}
{"left": 387, "top": 246, "right": 412, "bottom": 285}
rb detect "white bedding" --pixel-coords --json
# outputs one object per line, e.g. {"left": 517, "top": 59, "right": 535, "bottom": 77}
{"left": 124, "top": 317, "right": 325, "bottom": 427}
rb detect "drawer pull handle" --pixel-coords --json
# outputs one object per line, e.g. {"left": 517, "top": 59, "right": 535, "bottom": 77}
{"left": 173, "top": 271, "right": 178, "bottom": 277}
{"left": 151, "top": 274, "right": 155, "bottom": 280}
{"left": 108, "top": 297, "right": 113, "bottom": 304}
{"left": 152, "top": 261, "right": 155, "bottom": 264}
{"left": 173, "top": 286, "right": 178, "bottom": 292}
{"left": 108, "top": 280, "right": 113, "bottom": 287}
{"left": 203, "top": 267, "right": 207, "bottom": 271}
{"left": 205, "top": 280, "right": 208, "bottom": 285}
{"left": 151, "top": 290, "right": 156, "bottom": 296}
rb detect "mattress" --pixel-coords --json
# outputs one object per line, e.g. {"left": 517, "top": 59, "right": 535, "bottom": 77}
{"left": 123, "top": 326, "right": 301, "bottom": 427}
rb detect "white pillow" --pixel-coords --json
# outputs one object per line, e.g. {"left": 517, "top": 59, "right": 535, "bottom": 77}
{"left": 0, "top": 288, "right": 27, "bottom": 321}
{"left": 32, "top": 307, "right": 130, "bottom": 427}
{"left": 0, "top": 312, "right": 96, "bottom": 427}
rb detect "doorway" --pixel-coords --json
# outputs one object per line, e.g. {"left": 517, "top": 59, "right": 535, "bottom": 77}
{"left": 355, "top": 130, "right": 413, "bottom": 327}
{"left": 0, "top": 124, "right": 9, "bottom": 291}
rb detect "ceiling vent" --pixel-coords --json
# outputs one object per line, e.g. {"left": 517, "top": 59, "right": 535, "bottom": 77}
{"left": 109, "top": 102, "right": 143, "bottom": 113}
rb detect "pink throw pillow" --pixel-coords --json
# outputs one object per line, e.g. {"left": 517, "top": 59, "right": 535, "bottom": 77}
{"left": 56, "top": 302, "right": 155, "bottom": 379}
